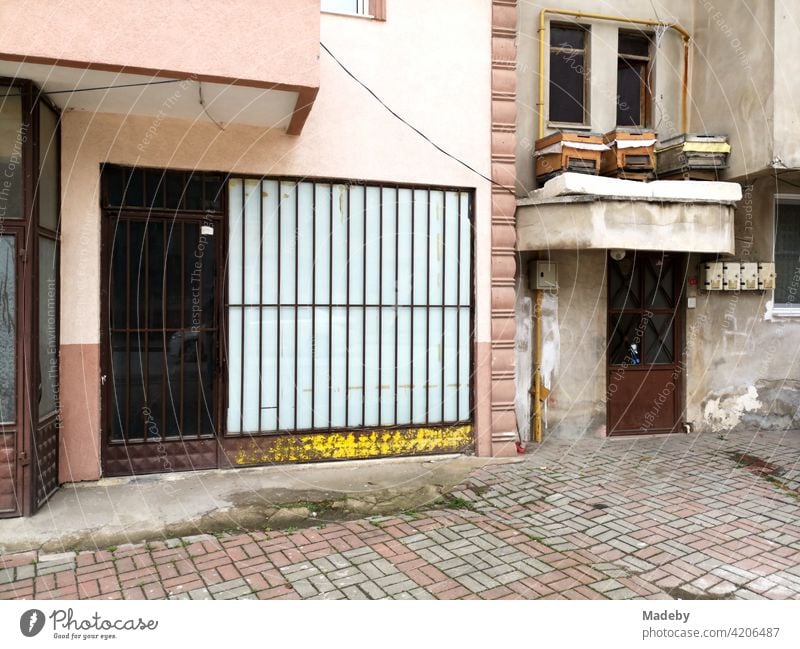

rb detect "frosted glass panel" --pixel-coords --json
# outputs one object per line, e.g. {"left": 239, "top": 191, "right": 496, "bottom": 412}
{"left": 364, "top": 307, "right": 380, "bottom": 426}
{"left": 279, "top": 183, "right": 296, "bottom": 304}
{"left": 427, "top": 307, "right": 443, "bottom": 423}
{"left": 296, "top": 307, "right": 313, "bottom": 429}
{"left": 443, "top": 309, "right": 459, "bottom": 421}
{"left": 228, "top": 180, "right": 472, "bottom": 434}
{"left": 347, "top": 306, "right": 364, "bottom": 426}
{"left": 0, "top": 236, "right": 15, "bottom": 424}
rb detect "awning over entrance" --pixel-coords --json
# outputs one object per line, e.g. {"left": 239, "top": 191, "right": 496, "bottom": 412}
{"left": 516, "top": 173, "right": 741, "bottom": 254}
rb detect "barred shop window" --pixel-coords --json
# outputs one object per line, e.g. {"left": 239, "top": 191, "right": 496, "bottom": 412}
{"left": 774, "top": 198, "right": 800, "bottom": 309}
{"left": 617, "top": 31, "right": 653, "bottom": 128}
{"left": 548, "top": 23, "right": 589, "bottom": 125}
{"left": 226, "top": 179, "right": 472, "bottom": 434}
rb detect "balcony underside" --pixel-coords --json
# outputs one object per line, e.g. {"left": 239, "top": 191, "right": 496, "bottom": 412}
{"left": 516, "top": 173, "right": 740, "bottom": 254}
{"left": 0, "top": 59, "right": 317, "bottom": 134}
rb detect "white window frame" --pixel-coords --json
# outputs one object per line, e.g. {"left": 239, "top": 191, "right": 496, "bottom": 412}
{"left": 321, "top": 0, "right": 370, "bottom": 17}
{"left": 772, "top": 194, "right": 800, "bottom": 316}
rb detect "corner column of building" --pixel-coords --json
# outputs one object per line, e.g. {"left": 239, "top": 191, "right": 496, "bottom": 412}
{"left": 489, "top": 0, "right": 518, "bottom": 456}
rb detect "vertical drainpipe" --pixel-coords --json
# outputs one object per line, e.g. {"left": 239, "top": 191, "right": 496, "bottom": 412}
{"left": 532, "top": 289, "right": 543, "bottom": 443}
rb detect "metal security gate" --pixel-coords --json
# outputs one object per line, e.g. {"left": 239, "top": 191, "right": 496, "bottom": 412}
{"left": 607, "top": 251, "right": 687, "bottom": 435}
{"left": 101, "top": 167, "right": 225, "bottom": 476}
{"left": 221, "top": 178, "right": 474, "bottom": 464}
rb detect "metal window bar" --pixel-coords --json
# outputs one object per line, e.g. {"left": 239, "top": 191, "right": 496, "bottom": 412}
{"left": 225, "top": 178, "right": 473, "bottom": 435}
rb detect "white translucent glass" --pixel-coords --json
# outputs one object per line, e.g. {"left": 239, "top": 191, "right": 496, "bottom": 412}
{"left": 227, "top": 180, "right": 243, "bottom": 305}
{"left": 443, "top": 308, "right": 459, "bottom": 421}
{"left": 444, "top": 191, "right": 459, "bottom": 306}
{"left": 396, "top": 189, "right": 413, "bottom": 305}
{"left": 226, "top": 307, "right": 242, "bottom": 432}
{"left": 459, "top": 192, "right": 471, "bottom": 306}
{"left": 313, "top": 307, "right": 331, "bottom": 428}
{"left": 364, "top": 307, "right": 380, "bottom": 426}
{"left": 296, "top": 307, "right": 313, "bottom": 429}
{"left": 278, "top": 306, "right": 296, "bottom": 428}
{"left": 395, "top": 307, "right": 412, "bottom": 424}
{"left": 427, "top": 307, "right": 443, "bottom": 423}
{"left": 260, "top": 307, "right": 278, "bottom": 431}
{"left": 331, "top": 185, "right": 348, "bottom": 305}
{"left": 314, "top": 184, "right": 331, "bottom": 304}
{"left": 411, "top": 307, "right": 427, "bottom": 424}
{"left": 262, "top": 180, "right": 280, "bottom": 304}
{"left": 349, "top": 185, "right": 365, "bottom": 305}
{"left": 297, "top": 183, "right": 314, "bottom": 305}
{"left": 279, "top": 182, "right": 297, "bottom": 304}
{"left": 428, "top": 191, "right": 444, "bottom": 305}
{"left": 458, "top": 308, "right": 471, "bottom": 421}
{"left": 242, "top": 306, "right": 261, "bottom": 431}
{"left": 412, "top": 189, "right": 428, "bottom": 305}
{"left": 379, "top": 306, "right": 396, "bottom": 426}
{"left": 347, "top": 306, "right": 364, "bottom": 426}
{"left": 243, "top": 181, "right": 261, "bottom": 304}
{"left": 330, "top": 306, "right": 348, "bottom": 426}
{"left": 381, "top": 188, "right": 397, "bottom": 305}
{"left": 365, "top": 186, "right": 381, "bottom": 305}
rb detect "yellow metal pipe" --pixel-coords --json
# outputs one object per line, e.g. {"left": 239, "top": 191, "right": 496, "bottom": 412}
{"left": 537, "top": 8, "right": 691, "bottom": 139}
{"left": 533, "top": 289, "right": 543, "bottom": 443}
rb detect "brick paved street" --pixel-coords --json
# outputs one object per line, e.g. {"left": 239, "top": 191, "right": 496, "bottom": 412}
{"left": 2, "top": 429, "right": 800, "bottom": 600}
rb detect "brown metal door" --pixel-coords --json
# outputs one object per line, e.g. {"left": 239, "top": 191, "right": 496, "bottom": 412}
{"left": 607, "top": 252, "right": 686, "bottom": 435}
{"left": 102, "top": 213, "right": 221, "bottom": 476}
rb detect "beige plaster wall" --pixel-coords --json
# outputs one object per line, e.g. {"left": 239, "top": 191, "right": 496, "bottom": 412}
{"left": 57, "top": 1, "right": 493, "bottom": 479}
{"left": 0, "top": 0, "right": 320, "bottom": 90}
{"left": 516, "top": 0, "right": 693, "bottom": 193}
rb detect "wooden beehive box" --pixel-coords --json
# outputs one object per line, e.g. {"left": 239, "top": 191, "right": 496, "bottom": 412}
{"left": 534, "top": 130, "right": 604, "bottom": 181}
{"left": 601, "top": 129, "right": 656, "bottom": 177}
{"left": 656, "top": 133, "right": 730, "bottom": 177}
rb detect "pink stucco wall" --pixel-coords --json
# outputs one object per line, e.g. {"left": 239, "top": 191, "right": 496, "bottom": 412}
{"left": 0, "top": 0, "right": 320, "bottom": 91}
{"left": 56, "top": 0, "right": 494, "bottom": 480}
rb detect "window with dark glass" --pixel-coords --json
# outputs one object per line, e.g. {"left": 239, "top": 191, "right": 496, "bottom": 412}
{"left": 548, "top": 24, "right": 589, "bottom": 125}
{"left": 774, "top": 199, "right": 800, "bottom": 308}
{"left": 617, "top": 32, "right": 652, "bottom": 127}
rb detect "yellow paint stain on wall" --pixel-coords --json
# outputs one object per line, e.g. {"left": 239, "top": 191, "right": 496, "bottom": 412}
{"left": 233, "top": 424, "right": 473, "bottom": 465}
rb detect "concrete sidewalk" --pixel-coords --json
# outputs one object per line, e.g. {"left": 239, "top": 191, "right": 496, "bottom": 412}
{"left": 2, "top": 429, "right": 800, "bottom": 600}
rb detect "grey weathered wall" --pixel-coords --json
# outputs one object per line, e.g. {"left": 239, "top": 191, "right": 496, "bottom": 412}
{"left": 687, "top": 174, "right": 800, "bottom": 433}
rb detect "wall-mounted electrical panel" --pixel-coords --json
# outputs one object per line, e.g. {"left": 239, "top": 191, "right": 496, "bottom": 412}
{"left": 722, "top": 262, "right": 740, "bottom": 291}
{"left": 701, "top": 261, "right": 777, "bottom": 292}
{"left": 758, "top": 262, "right": 776, "bottom": 290}
{"left": 702, "top": 262, "right": 723, "bottom": 290}
{"left": 530, "top": 260, "right": 558, "bottom": 290}
{"left": 740, "top": 262, "right": 758, "bottom": 290}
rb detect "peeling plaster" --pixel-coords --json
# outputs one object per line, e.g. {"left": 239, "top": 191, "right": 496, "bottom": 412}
{"left": 703, "top": 385, "right": 762, "bottom": 432}
{"left": 515, "top": 275, "right": 532, "bottom": 442}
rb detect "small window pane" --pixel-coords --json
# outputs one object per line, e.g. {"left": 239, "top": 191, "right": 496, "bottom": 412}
{"left": 617, "top": 62, "right": 645, "bottom": 127}
{"left": 321, "top": 0, "right": 367, "bottom": 15}
{"left": 0, "top": 235, "right": 16, "bottom": 424}
{"left": 38, "top": 237, "right": 58, "bottom": 418}
{"left": 551, "top": 26, "right": 584, "bottom": 49}
{"left": 619, "top": 33, "right": 650, "bottom": 56}
{"left": 0, "top": 88, "right": 24, "bottom": 220}
{"left": 549, "top": 52, "right": 585, "bottom": 123}
{"left": 775, "top": 202, "right": 800, "bottom": 306}
{"left": 38, "top": 102, "right": 59, "bottom": 230}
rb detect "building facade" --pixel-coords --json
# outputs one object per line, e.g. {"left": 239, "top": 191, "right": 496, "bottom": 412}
{"left": 2, "top": 0, "right": 798, "bottom": 519}
{"left": 0, "top": 0, "right": 515, "bottom": 518}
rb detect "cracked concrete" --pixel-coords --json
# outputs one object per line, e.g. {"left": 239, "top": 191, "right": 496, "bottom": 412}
{"left": 0, "top": 454, "right": 519, "bottom": 553}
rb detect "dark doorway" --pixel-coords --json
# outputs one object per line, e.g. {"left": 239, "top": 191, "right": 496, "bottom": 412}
{"left": 607, "top": 252, "right": 687, "bottom": 435}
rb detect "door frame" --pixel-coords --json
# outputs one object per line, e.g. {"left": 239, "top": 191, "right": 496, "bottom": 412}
{"left": 606, "top": 251, "right": 687, "bottom": 436}
{"left": 99, "top": 208, "right": 226, "bottom": 477}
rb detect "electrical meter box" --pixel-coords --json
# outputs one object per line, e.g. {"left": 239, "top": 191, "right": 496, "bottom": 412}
{"left": 702, "top": 262, "right": 723, "bottom": 290}
{"left": 723, "top": 262, "right": 741, "bottom": 291}
{"left": 529, "top": 260, "right": 558, "bottom": 290}
{"left": 758, "top": 262, "right": 776, "bottom": 290}
{"left": 740, "top": 262, "right": 758, "bottom": 290}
